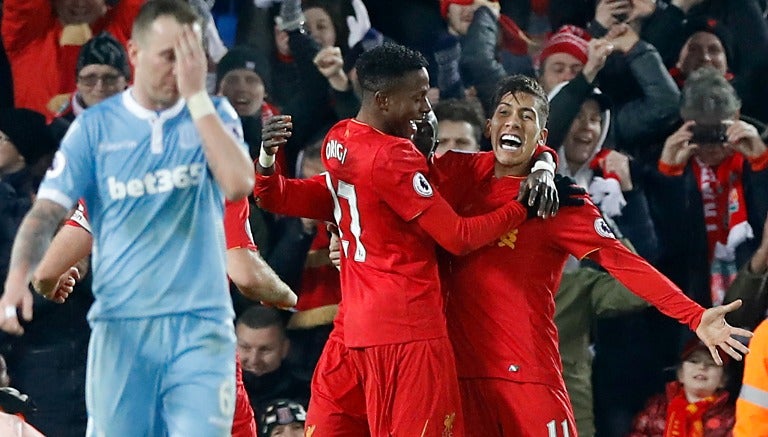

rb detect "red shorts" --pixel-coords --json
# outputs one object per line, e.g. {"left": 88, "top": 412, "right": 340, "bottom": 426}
{"left": 306, "top": 337, "right": 464, "bottom": 437}
{"left": 351, "top": 337, "right": 463, "bottom": 437}
{"left": 305, "top": 338, "right": 369, "bottom": 437}
{"left": 459, "top": 378, "right": 575, "bottom": 437}
{"left": 232, "top": 354, "right": 257, "bottom": 437}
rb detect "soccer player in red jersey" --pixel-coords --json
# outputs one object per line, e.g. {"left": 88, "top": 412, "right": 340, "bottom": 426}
{"left": 430, "top": 75, "right": 752, "bottom": 436}
{"left": 31, "top": 198, "right": 296, "bottom": 437}
{"left": 253, "top": 43, "right": 564, "bottom": 437}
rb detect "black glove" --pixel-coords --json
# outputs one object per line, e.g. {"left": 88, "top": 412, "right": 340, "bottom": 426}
{"left": 412, "top": 110, "right": 438, "bottom": 158}
{"left": 525, "top": 174, "right": 585, "bottom": 219}
{"left": 0, "top": 387, "right": 34, "bottom": 415}
{"left": 555, "top": 174, "right": 586, "bottom": 208}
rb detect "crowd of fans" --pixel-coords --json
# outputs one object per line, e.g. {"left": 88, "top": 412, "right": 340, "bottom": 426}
{"left": 1, "top": 0, "right": 768, "bottom": 436}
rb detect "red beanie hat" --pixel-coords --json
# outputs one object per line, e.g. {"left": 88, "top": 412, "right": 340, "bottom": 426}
{"left": 538, "top": 25, "right": 591, "bottom": 67}
{"left": 440, "top": 0, "right": 474, "bottom": 18}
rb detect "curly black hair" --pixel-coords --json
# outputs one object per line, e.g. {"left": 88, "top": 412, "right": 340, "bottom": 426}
{"left": 355, "top": 42, "right": 428, "bottom": 96}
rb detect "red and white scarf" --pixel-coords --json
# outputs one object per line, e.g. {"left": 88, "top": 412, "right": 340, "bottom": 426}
{"left": 692, "top": 154, "right": 753, "bottom": 304}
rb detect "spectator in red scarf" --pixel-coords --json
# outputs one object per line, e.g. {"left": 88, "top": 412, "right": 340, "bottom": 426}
{"left": 628, "top": 338, "right": 735, "bottom": 437}
{"left": 655, "top": 67, "right": 768, "bottom": 308}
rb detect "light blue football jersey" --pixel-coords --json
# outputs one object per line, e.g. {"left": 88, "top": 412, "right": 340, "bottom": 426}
{"left": 38, "top": 90, "right": 246, "bottom": 322}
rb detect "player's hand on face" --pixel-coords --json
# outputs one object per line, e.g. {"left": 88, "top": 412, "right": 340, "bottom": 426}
{"left": 174, "top": 23, "right": 208, "bottom": 99}
{"left": 261, "top": 115, "right": 293, "bottom": 155}
{"left": 520, "top": 169, "right": 557, "bottom": 219}
{"left": 726, "top": 119, "right": 767, "bottom": 158}
{"left": 41, "top": 267, "right": 80, "bottom": 304}
{"left": 660, "top": 120, "right": 698, "bottom": 167}
{"left": 695, "top": 300, "right": 753, "bottom": 365}
{"left": 0, "top": 281, "right": 34, "bottom": 336}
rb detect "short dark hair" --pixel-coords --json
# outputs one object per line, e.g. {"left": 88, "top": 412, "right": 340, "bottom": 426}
{"left": 236, "top": 306, "right": 286, "bottom": 335}
{"left": 132, "top": 0, "right": 201, "bottom": 45}
{"left": 355, "top": 42, "right": 428, "bottom": 96}
{"left": 433, "top": 98, "right": 486, "bottom": 142}
{"left": 680, "top": 66, "right": 740, "bottom": 124}
{"left": 490, "top": 75, "right": 549, "bottom": 126}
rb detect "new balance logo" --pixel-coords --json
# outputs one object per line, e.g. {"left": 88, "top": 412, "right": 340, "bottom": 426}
{"left": 108, "top": 164, "right": 204, "bottom": 199}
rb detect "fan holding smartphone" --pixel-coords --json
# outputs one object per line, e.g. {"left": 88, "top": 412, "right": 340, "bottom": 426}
{"left": 658, "top": 66, "right": 768, "bottom": 307}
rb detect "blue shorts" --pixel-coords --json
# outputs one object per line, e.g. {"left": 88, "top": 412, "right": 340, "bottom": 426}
{"left": 85, "top": 315, "right": 236, "bottom": 437}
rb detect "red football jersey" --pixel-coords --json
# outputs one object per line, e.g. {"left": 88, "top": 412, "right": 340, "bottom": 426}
{"left": 434, "top": 151, "right": 704, "bottom": 387}
{"left": 320, "top": 119, "right": 449, "bottom": 347}
{"left": 223, "top": 198, "right": 257, "bottom": 251}
{"left": 232, "top": 353, "right": 258, "bottom": 437}
{"left": 254, "top": 120, "right": 529, "bottom": 347}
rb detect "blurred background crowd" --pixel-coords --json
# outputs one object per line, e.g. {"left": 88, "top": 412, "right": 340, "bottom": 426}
{"left": 1, "top": 0, "right": 768, "bottom": 436}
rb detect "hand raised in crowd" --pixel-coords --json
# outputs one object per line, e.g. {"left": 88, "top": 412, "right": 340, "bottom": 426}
{"left": 582, "top": 38, "right": 615, "bottom": 83}
{"left": 314, "top": 47, "right": 350, "bottom": 91}
{"left": 726, "top": 119, "right": 768, "bottom": 158}
{"left": 594, "top": 0, "right": 633, "bottom": 28}
{"left": 473, "top": 0, "right": 500, "bottom": 18}
{"left": 174, "top": 24, "right": 207, "bottom": 99}
{"left": 695, "top": 300, "right": 753, "bottom": 365}
{"left": 274, "top": 26, "right": 291, "bottom": 57}
{"left": 34, "top": 266, "right": 80, "bottom": 304}
{"left": 627, "top": 0, "right": 657, "bottom": 23}
{"left": 346, "top": 0, "right": 372, "bottom": 48}
{"left": 261, "top": 115, "right": 293, "bottom": 156}
{"left": 605, "top": 23, "right": 639, "bottom": 54}
{"left": 597, "top": 150, "right": 634, "bottom": 191}
{"left": 660, "top": 120, "right": 698, "bottom": 167}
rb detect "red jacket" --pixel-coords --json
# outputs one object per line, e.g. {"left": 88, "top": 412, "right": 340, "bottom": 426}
{"left": 1, "top": 0, "right": 141, "bottom": 119}
{"left": 629, "top": 381, "right": 734, "bottom": 437}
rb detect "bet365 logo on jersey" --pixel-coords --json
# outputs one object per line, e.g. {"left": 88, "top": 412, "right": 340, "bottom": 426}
{"left": 107, "top": 163, "right": 205, "bottom": 199}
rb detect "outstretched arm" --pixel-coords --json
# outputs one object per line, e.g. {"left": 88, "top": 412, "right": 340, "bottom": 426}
{"left": 0, "top": 199, "right": 69, "bottom": 335}
{"left": 589, "top": 245, "right": 752, "bottom": 365}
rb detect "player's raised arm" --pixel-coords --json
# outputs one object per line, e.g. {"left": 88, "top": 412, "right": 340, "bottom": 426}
{"left": 174, "top": 24, "right": 254, "bottom": 200}
{"left": 0, "top": 199, "right": 70, "bottom": 335}
{"left": 589, "top": 245, "right": 752, "bottom": 365}
{"left": 253, "top": 115, "right": 336, "bottom": 222}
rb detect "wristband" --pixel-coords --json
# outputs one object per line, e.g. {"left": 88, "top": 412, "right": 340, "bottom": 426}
{"left": 657, "top": 160, "right": 685, "bottom": 176}
{"left": 186, "top": 91, "right": 216, "bottom": 120}
{"left": 258, "top": 143, "right": 276, "bottom": 168}
{"left": 530, "top": 160, "right": 556, "bottom": 175}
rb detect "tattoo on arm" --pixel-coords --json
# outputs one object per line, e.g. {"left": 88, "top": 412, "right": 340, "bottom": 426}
{"left": 9, "top": 200, "right": 70, "bottom": 283}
